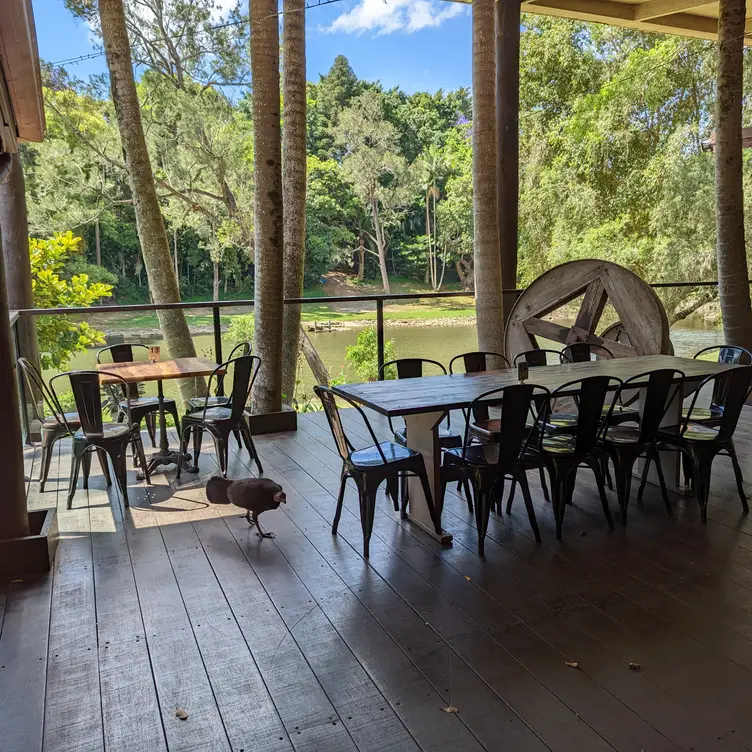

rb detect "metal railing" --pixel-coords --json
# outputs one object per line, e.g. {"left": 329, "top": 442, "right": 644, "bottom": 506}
{"left": 8, "top": 281, "right": 728, "bottom": 441}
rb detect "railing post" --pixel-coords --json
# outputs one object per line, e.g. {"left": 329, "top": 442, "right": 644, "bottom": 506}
{"left": 12, "top": 317, "right": 30, "bottom": 445}
{"left": 376, "top": 299, "right": 385, "bottom": 380}
{"left": 213, "top": 305, "right": 224, "bottom": 397}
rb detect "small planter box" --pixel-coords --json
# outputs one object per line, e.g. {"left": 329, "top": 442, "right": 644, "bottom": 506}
{"left": 0, "top": 508, "right": 58, "bottom": 578}
{"left": 248, "top": 404, "right": 297, "bottom": 435}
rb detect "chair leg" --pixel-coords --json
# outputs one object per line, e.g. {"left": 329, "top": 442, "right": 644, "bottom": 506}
{"left": 691, "top": 455, "right": 713, "bottom": 523}
{"left": 212, "top": 433, "right": 227, "bottom": 477}
{"left": 637, "top": 454, "right": 651, "bottom": 501}
{"left": 132, "top": 434, "right": 151, "bottom": 485}
{"left": 505, "top": 478, "right": 516, "bottom": 515}
{"left": 728, "top": 441, "right": 749, "bottom": 513}
{"left": 603, "top": 456, "right": 614, "bottom": 491}
{"left": 81, "top": 449, "right": 92, "bottom": 490}
{"left": 593, "top": 457, "right": 617, "bottom": 528}
{"left": 359, "top": 477, "right": 379, "bottom": 558}
{"left": 333, "top": 471, "right": 348, "bottom": 535}
{"left": 385, "top": 476, "right": 399, "bottom": 512}
{"left": 651, "top": 448, "right": 673, "bottom": 516}
{"left": 416, "top": 463, "right": 441, "bottom": 536}
{"left": 176, "top": 426, "right": 191, "bottom": 479}
{"left": 145, "top": 412, "right": 157, "bottom": 448}
{"left": 539, "top": 466, "right": 550, "bottom": 502}
{"left": 474, "top": 488, "right": 491, "bottom": 557}
{"left": 400, "top": 472, "right": 409, "bottom": 518}
{"left": 516, "top": 471, "right": 541, "bottom": 543}
{"left": 682, "top": 452, "right": 693, "bottom": 490}
{"left": 67, "top": 447, "right": 84, "bottom": 509}
{"left": 39, "top": 437, "right": 56, "bottom": 492}
{"left": 551, "top": 473, "right": 568, "bottom": 541}
{"left": 234, "top": 429, "right": 243, "bottom": 450}
{"left": 192, "top": 427, "right": 204, "bottom": 473}
{"left": 463, "top": 479, "right": 473, "bottom": 514}
{"left": 96, "top": 448, "right": 112, "bottom": 486}
{"left": 110, "top": 449, "right": 130, "bottom": 507}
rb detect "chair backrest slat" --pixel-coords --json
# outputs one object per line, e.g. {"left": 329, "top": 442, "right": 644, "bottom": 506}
{"left": 97, "top": 343, "right": 149, "bottom": 400}
{"left": 560, "top": 343, "right": 614, "bottom": 364}
{"left": 314, "top": 386, "right": 355, "bottom": 460}
{"left": 513, "top": 349, "right": 561, "bottom": 368}
{"left": 380, "top": 358, "right": 446, "bottom": 380}
{"left": 684, "top": 366, "right": 752, "bottom": 442}
{"left": 449, "top": 352, "right": 510, "bottom": 374}
{"left": 17, "top": 357, "right": 61, "bottom": 425}
{"left": 463, "top": 383, "right": 550, "bottom": 467}
{"left": 202, "top": 354, "right": 260, "bottom": 421}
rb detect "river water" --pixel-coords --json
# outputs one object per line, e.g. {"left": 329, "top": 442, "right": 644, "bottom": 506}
{"left": 45, "top": 318, "right": 725, "bottom": 404}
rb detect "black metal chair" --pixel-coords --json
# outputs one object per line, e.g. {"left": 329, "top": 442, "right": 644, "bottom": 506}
{"left": 379, "top": 358, "right": 462, "bottom": 448}
{"left": 17, "top": 357, "right": 110, "bottom": 492}
{"left": 513, "top": 349, "right": 562, "bottom": 367}
{"left": 642, "top": 365, "right": 752, "bottom": 522}
{"left": 682, "top": 345, "right": 752, "bottom": 422}
{"left": 97, "top": 343, "right": 180, "bottom": 448}
{"left": 599, "top": 368, "right": 685, "bottom": 524}
{"left": 50, "top": 370, "right": 150, "bottom": 508}
{"left": 177, "top": 354, "right": 263, "bottom": 478}
{"left": 186, "top": 341, "right": 252, "bottom": 411}
{"left": 379, "top": 358, "right": 469, "bottom": 511}
{"left": 441, "top": 383, "right": 549, "bottom": 555}
{"left": 560, "top": 343, "right": 615, "bottom": 363}
{"left": 315, "top": 385, "right": 440, "bottom": 558}
{"left": 448, "top": 351, "right": 511, "bottom": 440}
{"left": 526, "top": 375, "right": 620, "bottom": 540}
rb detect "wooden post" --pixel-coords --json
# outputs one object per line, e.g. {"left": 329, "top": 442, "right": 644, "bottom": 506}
{"left": 0, "top": 154, "right": 39, "bottom": 372}
{"left": 495, "top": 0, "right": 521, "bottom": 324}
{"left": 0, "top": 151, "right": 29, "bottom": 539}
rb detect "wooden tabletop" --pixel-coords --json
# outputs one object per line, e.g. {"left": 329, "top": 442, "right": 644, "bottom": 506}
{"left": 334, "top": 355, "right": 738, "bottom": 417}
{"left": 97, "top": 356, "right": 222, "bottom": 385}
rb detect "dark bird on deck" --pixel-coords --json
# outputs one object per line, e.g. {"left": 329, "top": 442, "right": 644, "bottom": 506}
{"left": 206, "top": 476, "right": 286, "bottom": 538}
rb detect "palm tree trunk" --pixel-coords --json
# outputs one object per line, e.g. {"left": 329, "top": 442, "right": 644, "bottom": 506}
{"left": 98, "top": 0, "right": 198, "bottom": 399}
{"left": 716, "top": 0, "right": 752, "bottom": 349}
{"left": 281, "top": 0, "right": 307, "bottom": 407}
{"left": 250, "top": 0, "right": 285, "bottom": 413}
{"left": 472, "top": 0, "right": 504, "bottom": 358}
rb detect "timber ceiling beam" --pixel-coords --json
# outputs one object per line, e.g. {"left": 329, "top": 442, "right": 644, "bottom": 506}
{"left": 634, "top": 1, "right": 711, "bottom": 22}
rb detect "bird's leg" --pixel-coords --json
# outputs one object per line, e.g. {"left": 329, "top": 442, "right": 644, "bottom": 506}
{"left": 253, "top": 512, "right": 276, "bottom": 539}
{"left": 245, "top": 510, "right": 255, "bottom": 526}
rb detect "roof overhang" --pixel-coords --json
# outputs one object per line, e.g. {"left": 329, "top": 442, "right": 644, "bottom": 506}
{"left": 452, "top": 1, "right": 752, "bottom": 45}
{"left": 0, "top": 0, "right": 44, "bottom": 146}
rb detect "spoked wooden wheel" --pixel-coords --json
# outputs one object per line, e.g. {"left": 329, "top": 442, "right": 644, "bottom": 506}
{"left": 504, "top": 260, "right": 671, "bottom": 363}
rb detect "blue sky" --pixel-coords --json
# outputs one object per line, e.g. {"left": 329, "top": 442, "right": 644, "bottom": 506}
{"left": 31, "top": 0, "right": 472, "bottom": 94}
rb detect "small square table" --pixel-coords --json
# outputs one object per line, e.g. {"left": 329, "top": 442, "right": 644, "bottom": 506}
{"left": 97, "top": 356, "right": 223, "bottom": 477}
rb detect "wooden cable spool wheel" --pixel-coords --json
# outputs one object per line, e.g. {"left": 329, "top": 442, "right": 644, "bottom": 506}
{"left": 504, "top": 260, "right": 671, "bottom": 363}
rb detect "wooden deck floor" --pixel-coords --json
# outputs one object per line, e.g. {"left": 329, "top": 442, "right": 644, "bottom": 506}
{"left": 7, "top": 409, "right": 752, "bottom": 751}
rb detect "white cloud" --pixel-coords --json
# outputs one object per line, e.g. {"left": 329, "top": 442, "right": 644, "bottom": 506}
{"left": 326, "top": 0, "right": 466, "bottom": 35}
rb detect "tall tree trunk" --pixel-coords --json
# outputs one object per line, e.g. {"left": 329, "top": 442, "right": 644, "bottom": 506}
{"left": 425, "top": 193, "right": 433, "bottom": 288}
{"left": 213, "top": 261, "right": 220, "bottom": 302}
{"left": 496, "top": 0, "right": 521, "bottom": 324}
{"left": 716, "top": 0, "right": 752, "bottom": 349}
{"left": 473, "top": 0, "right": 504, "bottom": 358}
{"left": 357, "top": 238, "right": 365, "bottom": 281}
{"left": 98, "top": 0, "right": 198, "bottom": 399}
{"left": 94, "top": 217, "right": 102, "bottom": 266}
{"left": 250, "top": 0, "right": 284, "bottom": 413}
{"left": 0, "top": 154, "right": 40, "bottom": 375}
{"left": 372, "top": 201, "right": 391, "bottom": 293}
{"left": 281, "top": 0, "right": 307, "bottom": 407}
{"left": 0, "top": 152, "right": 28, "bottom": 539}
{"left": 173, "top": 226, "right": 179, "bottom": 281}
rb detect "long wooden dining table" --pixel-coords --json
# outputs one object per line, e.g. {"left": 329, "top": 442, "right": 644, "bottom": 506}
{"left": 334, "top": 354, "right": 738, "bottom": 542}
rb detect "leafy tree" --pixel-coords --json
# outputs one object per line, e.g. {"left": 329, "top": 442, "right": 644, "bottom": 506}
{"left": 345, "top": 327, "right": 396, "bottom": 382}
{"left": 335, "top": 91, "right": 415, "bottom": 293}
{"left": 30, "top": 231, "right": 113, "bottom": 369}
